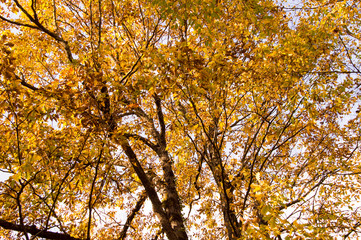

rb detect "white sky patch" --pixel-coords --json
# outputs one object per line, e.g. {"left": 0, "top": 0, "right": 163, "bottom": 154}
{"left": 0, "top": 171, "right": 12, "bottom": 182}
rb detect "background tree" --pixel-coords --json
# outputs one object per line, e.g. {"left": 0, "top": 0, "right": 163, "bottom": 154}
{"left": 0, "top": 0, "right": 360, "bottom": 239}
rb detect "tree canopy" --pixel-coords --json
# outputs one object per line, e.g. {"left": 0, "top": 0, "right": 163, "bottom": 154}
{"left": 0, "top": 0, "right": 361, "bottom": 239}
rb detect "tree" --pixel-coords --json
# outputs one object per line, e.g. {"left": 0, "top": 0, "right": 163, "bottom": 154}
{"left": 0, "top": 0, "right": 360, "bottom": 239}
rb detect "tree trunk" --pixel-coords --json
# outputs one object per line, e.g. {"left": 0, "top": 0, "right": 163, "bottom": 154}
{"left": 158, "top": 149, "right": 188, "bottom": 240}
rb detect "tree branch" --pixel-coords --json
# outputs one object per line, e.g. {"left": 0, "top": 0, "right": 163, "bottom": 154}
{"left": 123, "top": 133, "right": 159, "bottom": 151}
{"left": 118, "top": 191, "right": 147, "bottom": 240}
{"left": 0, "top": 219, "right": 82, "bottom": 240}
{"left": 0, "top": 15, "right": 38, "bottom": 29}
{"left": 87, "top": 146, "right": 104, "bottom": 240}
{"left": 153, "top": 93, "right": 166, "bottom": 145}
{"left": 118, "top": 138, "right": 179, "bottom": 240}
{"left": 11, "top": 0, "right": 74, "bottom": 62}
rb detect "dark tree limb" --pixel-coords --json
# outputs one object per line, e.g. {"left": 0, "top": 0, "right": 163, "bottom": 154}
{"left": 153, "top": 93, "right": 166, "bottom": 145}
{"left": 119, "top": 138, "right": 180, "bottom": 240}
{"left": 118, "top": 190, "right": 147, "bottom": 240}
{"left": 0, "top": 219, "right": 82, "bottom": 240}
{"left": 152, "top": 94, "right": 188, "bottom": 240}
{"left": 20, "top": 79, "right": 39, "bottom": 91}
{"left": 123, "top": 133, "right": 159, "bottom": 151}
{"left": 0, "top": 15, "right": 39, "bottom": 29}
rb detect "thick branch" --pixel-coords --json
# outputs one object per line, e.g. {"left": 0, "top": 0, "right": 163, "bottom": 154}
{"left": 119, "top": 138, "right": 179, "bottom": 240}
{"left": 0, "top": 219, "right": 82, "bottom": 240}
{"left": 153, "top": 94, "right": 166, "bottom": 145}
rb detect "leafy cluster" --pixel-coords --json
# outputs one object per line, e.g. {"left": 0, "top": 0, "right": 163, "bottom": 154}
{"left": 0, "top": 0, "right": 361, "bottom": 239}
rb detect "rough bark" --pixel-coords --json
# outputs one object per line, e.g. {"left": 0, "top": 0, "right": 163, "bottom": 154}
{"left": 154, "top": 94, "right": 188, "bottom": 240}
{"left": 157, "top": 150, "right": 188, "bottom": 240}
